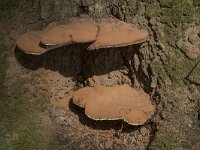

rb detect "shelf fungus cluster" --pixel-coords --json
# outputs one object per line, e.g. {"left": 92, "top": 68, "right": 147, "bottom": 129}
{"left": 16, "top": 15, "right": 148, "bottom": 55}
{"left": 16, "top": 15, "right": 155, "bottom": 125}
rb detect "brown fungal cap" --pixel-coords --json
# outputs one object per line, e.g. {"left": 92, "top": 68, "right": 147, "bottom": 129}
{"left": 16, "top": 31, "right": 46, "bottom": 55}
{"left": 88, "top": 18, "right": 149, "bottom": 50}
{"left": 72, "top": 84, "right": 155, "bottom": 125}
{"left": 41, "top": 15, "right": 98, "bottom": 46}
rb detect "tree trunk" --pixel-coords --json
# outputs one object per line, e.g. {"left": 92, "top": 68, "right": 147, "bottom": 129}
{"left": 0, "top": 0, "right": 200, "bottom": 149}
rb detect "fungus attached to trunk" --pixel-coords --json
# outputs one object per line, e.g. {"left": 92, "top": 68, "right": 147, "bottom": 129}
{"left": 40, "top": 15, "right": 98, "bottom": 46}
{"left": 72, "top": 84, "right": 155, "bottom": 125}
{"left": 88, "top": 18, "right": 149, "bottom": 50}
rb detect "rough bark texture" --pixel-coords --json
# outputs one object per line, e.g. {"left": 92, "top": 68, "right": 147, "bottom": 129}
{"left": 0, "top": 0, "right": 200, "bottom": 149}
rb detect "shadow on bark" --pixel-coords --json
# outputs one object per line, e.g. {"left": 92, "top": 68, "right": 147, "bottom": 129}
{"left": 15, "top": 44, "right": 138, "bottom": 82}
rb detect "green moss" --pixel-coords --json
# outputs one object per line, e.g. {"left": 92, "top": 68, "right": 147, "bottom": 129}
{"left": 2, "top": 114, "right": 51, "bottom": 150}
{"left": 145, "top": 0, "right": 196, "bottom": 24}
{"left": 145, "top": 2, "right": 161, "bottom": 18}
{"left": 194, "top": 7, "right": 200, "bottom": 22}
{"left": 0, "top": 76, "right": 56, "bottom": 149}
{"left": 0, "top": 39, "right": 59, "bottom": 149}
{"left": 162, "top": 27, "right": 181, "bottom": 45}
{"left": 0, "top": 0, "right": 19, "bottom": 11}
{"left": 0, "top": 37, "right": 8, "bottom": 92}
{"left": 150, "top": 84, "right": 186, "bottom": 149}
{"left": 193, "top": 0, "right": 200, "bottom": 6}
{"left": 0, "top": 37, "right": 9, "bottom": 150}
{"left": 150, "top": 77, "right": 200, "bottom": 149}
{"left": 171, "top": 0, "right": 194, "bottom": 25}
{"left": 150, "top": 58, "right": 170, "bottom": 83}
{"left": 150, "top": 134, "right": 176, "bottom": 150}
{"left": 145, "top": 0, "right": 197, "bottom": 47}
{"left": 163, "top": 50, "right": 195, "bottom": 83}
{"left": 159, "top": 0, "right": 174, "bottom": 7}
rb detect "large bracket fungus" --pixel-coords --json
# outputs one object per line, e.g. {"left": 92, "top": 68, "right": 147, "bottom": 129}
{"left": 16, "top": 15, "right": 148, "bottom": 55}
{"left": 16, "top": 15, "right": 155, "bottom": 125}
{"left": 72, "top": 84, "right": 155, "bottom": 125}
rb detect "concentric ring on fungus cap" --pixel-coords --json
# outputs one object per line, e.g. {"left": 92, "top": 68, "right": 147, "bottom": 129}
{"left": 88, "top": 17, "right": 149, "bottom": 50}
{"left": 72, "top": 84, "right": 155, "bottom": 125}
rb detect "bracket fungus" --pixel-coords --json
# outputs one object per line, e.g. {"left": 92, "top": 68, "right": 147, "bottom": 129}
{"left": 16, "top": 15, "right": 149, "bottom": 55}
{"left": 72, "top": 84, "right": 155, "bottom": 125}
{"left": 16, "top": 15, "right": 154, "bottom": 125}
{"left": 16, "top": 15, "right": 98, "bottom": 55}
{"left": 88, "top": 18, "right": 149, "bottom": 50}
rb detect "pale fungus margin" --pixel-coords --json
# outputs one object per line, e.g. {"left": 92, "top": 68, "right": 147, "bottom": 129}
{"left": 72, "top": 84, "right": 155, "bottom": 125}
